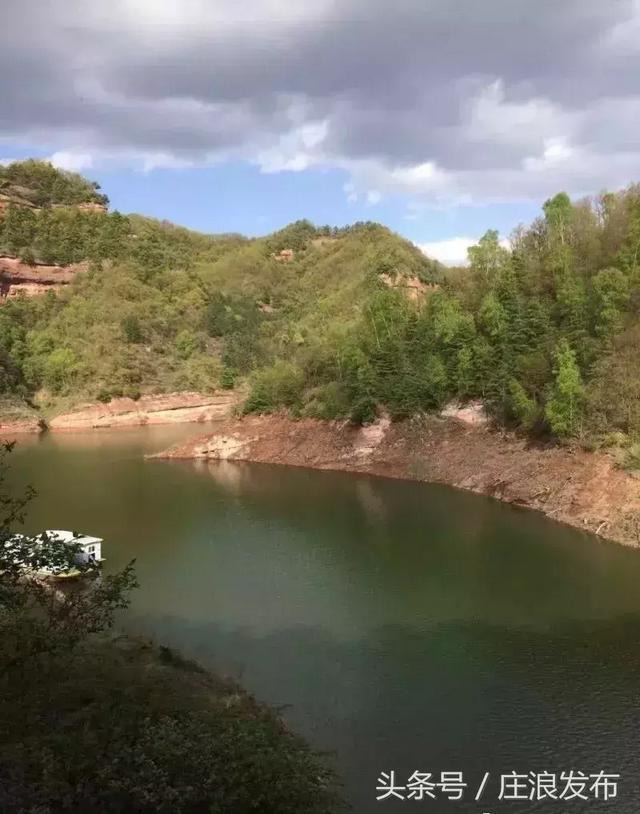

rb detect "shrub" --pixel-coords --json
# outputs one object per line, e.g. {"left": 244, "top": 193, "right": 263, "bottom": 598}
{"left": 619, "top": 442, "right": 640, "bottom": 474}
{"left": 172, "top": 355, "right": 221, "bottom": 392}
{"left": 174, "top": 329, "right": 202, "bottom": 360}
{"left": 244, "top": 361, "right": 304, "bottom": 414}
{"left": 123, "top": 385, "right": 142, "bottom": 400}
{"left": 121, "top": 314, "right": 143, "bottom": 344}
{"left": 42, "top": 348, "right": 78, "bottom": 393}
{"left": 220, "top": 367, "right": 236, "bottom": 390}
{"left": 302, "top": 382, "right": 350, "bottom": 420}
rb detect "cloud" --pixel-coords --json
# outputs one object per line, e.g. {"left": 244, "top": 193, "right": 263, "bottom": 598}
{"left": 343, "top": 182, "right": 358, "bottom": 204}
{"left": 2, "top": 0, "right": 640, "bottom": 205}
{"left": 48, "top": 151, "right": 94, "bottom": 172}
{"left": 418, "top": 236, "right": 510, "bottom": 266}
{"left": 256, "top": 120, "right": 329, "bottom": 173}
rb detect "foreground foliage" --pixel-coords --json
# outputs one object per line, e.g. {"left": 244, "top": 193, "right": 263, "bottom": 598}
{"left": 0, "top": 638, "right": 341, "bottom": 814}
{"left": 0, "top": 444, "right": 341, "bottom": 813}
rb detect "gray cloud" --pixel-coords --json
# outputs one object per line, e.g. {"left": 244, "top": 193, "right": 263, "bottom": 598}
{"left": 2, "top": 0, "right": 640, "bottom": 202}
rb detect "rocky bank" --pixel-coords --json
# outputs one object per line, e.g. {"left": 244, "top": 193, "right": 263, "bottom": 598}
{"left": 48, "top": 391, "right": 240, "bottom": 430}
{"left": 154, "top": 412, "right": 640, "bottom": 548}
{"left": 0, "top": 391, "right": 240, "bottom": 435}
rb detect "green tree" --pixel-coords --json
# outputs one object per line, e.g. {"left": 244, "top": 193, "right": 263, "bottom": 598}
{"left": 543, "top": 192, "right": 574, "bottom": 277}
{"left": 175, "top": 329, "right": 202, "bottom": 359}
{"left": 508, "top": 378, "right": 539, "bottom": 429}
{"left": 591, "top": 267, "right": 630, "bottom": 342}
{"left": 121, "top": 314, "right": 144, "bottom": 344}
{"left": 545, "top": 339, "right": 585, "bottom": 438}
{"left": 0, "top": 159, "right": 108, "bottom": 206}
{"left": 1, "top": 205, "right": 37, "bottom": 255}
{"left": 40, "top": 347, "right": 78, "bottom": 393}
{"left": 616, "top": 196, "right": 640, "bottom": 278}
{"left": 467, "top": 229, "right": 510, "bottom": 286}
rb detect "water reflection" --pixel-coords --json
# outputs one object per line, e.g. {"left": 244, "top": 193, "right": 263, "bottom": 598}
{"left": 125, "top": 609, "right": 640, "bottom": 813}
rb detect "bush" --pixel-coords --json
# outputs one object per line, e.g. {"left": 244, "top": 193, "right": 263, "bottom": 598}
{"left": 172, "top": 355, "right": 221, "bottom": 393}
{"left": 244, "top": 361, "right": 304, "bottom": 414}
{"left": 302, "top": 382, "right": 350, "bottom": 420}
{"left": 350, "top": 395, "right": 378, "bottom": 425}
{"left": 220, "top": 367, "right": 236, "bottom": 390}
{"left": 175, "top": 329, "right": 202, "bottom": 360}
{"left": 42, "top": 348, "right": 77, "bottom": 393}
{"left": 121, "top": 314, "right": 143, "bottom": 344}
{"left": 618, "top": 442, "right": 640, "bottom": 474}
{"left": 0, "top": 638, "right": 342, "bottom": 814}
{"left": 123, "top": 385, "right": 142, "bottom": 400}
{"left": 19, "top": 247, "right": 36, "bottom": 266}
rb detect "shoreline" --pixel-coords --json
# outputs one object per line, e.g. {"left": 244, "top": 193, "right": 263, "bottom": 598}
{"left": 152, "top": 413, "right": 640, "bottom": 549}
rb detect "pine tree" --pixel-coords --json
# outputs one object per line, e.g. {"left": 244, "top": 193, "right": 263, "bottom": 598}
{"left": 591, "top": 267, "right": 630, "bottom": 342}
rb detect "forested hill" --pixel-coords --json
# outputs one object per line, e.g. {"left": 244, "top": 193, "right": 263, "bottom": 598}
{"left": 0, "top": 160, "right": 439, "bottom": 414}
{"left": 2, "top": 159, "right": 640, "bottom": 462}
{"left": 0, "top": 158, "right": 109, "bottom": 209}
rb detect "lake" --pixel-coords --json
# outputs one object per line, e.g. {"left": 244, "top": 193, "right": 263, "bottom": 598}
{"left": 8, "top": 425, "right": 640, "bottom": 812}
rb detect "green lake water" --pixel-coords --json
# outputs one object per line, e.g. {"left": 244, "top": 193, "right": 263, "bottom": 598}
{"left": 8, "top": 425, "right": 640, "bottom": 812}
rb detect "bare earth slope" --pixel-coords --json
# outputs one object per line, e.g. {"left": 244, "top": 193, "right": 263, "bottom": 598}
{"left": 154, "top": 414, "right": 640, "bottom": 548}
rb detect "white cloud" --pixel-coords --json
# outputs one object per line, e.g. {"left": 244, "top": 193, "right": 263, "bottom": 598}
{"left": 523, "top": 138, "right": 575, "bottom": 172}
{"left": 343, "top": 181, "right": 358, "bottom": 203}
{"left": 48, "top": 151, "right": 94, "bottom": 172}
{"left": 256, "top": 120, "right": 328, "bottom": 173}
{"left": 107, "top": 0, "right": 334, "bottom": 33}
{"left": 466, "top": 80, "right": 575, "bottom": 153}
{"left": 418, "top": 236, "right": 510, "bottom": 266}
{"left": 139, "top": 152, "right": 196, "bottom": 172}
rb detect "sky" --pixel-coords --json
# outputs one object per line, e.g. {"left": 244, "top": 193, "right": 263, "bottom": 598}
{"left": 2, "top": 1, "right": 640, "bottom": 264}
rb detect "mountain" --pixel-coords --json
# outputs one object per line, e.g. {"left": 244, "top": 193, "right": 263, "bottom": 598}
{"left": 3, "top": 160, "right": 640, "bottom": 463}
{"left": 0, "top": 160, "right": 440, "bottom": 421}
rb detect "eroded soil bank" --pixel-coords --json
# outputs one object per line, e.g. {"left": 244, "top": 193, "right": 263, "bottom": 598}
{"left": 154, "top": 413, "right": 640, "bottom": 548}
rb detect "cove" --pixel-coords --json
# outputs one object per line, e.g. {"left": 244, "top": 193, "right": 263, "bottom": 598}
{"left": 9, "top": 425, "right": 640, "bottom": 813}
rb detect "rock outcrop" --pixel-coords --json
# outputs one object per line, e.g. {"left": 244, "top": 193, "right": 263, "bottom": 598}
{"left": 0, "top": 256, "right": 84, "bottom": 300}
{"left": 379, "top": 272, "right": 438, "bottom": 301}
{"left": 49, "top": 391, "right": 240, "bottom": 431}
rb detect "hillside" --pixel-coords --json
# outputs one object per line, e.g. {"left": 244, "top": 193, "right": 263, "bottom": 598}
{"left": 0, "top": 158, "right": 108, "bottom": 210}
{"left": 3, "top": 160, "right": 640, "bottom": 465}
{"left": 0, "top": 161, "right": 440, "bottom": 422}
